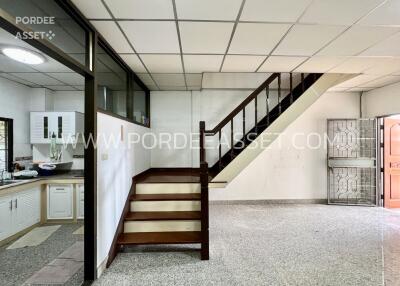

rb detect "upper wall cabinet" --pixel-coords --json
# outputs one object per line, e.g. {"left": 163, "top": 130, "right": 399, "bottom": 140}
{"left": 30, "top": 112, "right": 84, "bottom": 144}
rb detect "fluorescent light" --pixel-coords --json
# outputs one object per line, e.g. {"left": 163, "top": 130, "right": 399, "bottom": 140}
{"left": 2, "top": 47, "right": 45, "bottom": 65}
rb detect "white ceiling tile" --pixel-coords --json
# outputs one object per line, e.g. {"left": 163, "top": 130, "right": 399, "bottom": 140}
{"left": 119, "top": 21, "right": 180, "bottom": 53}
{"left": 183, "top": 55, "right": 223, "bottom": 73}
{"left": 136, "top": 73, "right": 156, "bottom": 86}
{"left": 359, "top": 0, "right": 400, "bottom": 26}
{"left": 362, "top": 75, "right": 400, "bottom": 88}
{"left": 91, "top": 21, "right": 133, "bottom": 53}
{"left": 119, "top": 54, "right": 147, "bottom": 73}
{"left": 176, "top": 0, "right": 242, "bottom": 21}
{"left": 202, "top": 72, "right": 271, "bottom": 89}
{"left": 273, "top": 25, "right": 346, "bottom": 56}
{"left": 74, "top": 86, "right": 85, "bottom": 91}
{"left": 179, "top": 22, "right": 234, "bottom": 54}
{"left": 140, "top": 55, "right": 182, "bottom": 73}
{"left": 294, "top": 56, "right": 346, "bottom": 73}
{"left": 334, "top": 74, "right": 380, "bottom": 88}
{"left": 0, "top": 55, "right": 37, "bottom": 72}
{"left": 147, "top": 85, "right": 159, "bottom": 91}
{"left": 0, "top": 73, "right": 39, "bottom": 87}
{"left": 104, "top": 0, "right": 174, "bottom": 19}
{"left": 45, "top": 85, "right": 77, "bottom": 91}
{"left": 229, "top": 23, "right": 291, "bottom": 55}
{"left": 328, "top": 57, "right": 382, "bottom": 73}
{"left": 152, "top": 74, "right": 186, "bottom": 86}
{"left": 10, "top": 73, "right": 63, "bottom": 85}
{"left": 362, "top": 58, "right": 400, "bottom": 75}
{"left": 158, "top": 86, "right": 187, "bottom": 91}
{"left": 258, "top": 56, "right": 307, "bottom": 72}
{"left": 33, "top": 59, "right": 75, "bottom": 73}
{"left": 328, "top": 86, "right": 349, "bottom": 92}
{"left": 185, "top": 74, "right": 202, "bottom": 86}
{"left": 361, "top": 32, "right": 400, "bottom": 57}
{"left": 347, "top": 87, "right": 374, "bottom": 92}
{"left": 318, "top": 26, "right": 399, "bottom": 56}
{"left": 71, "top": 0, "right": 111, "bottom": 19}
{"left": 187, "top": 86, "right": 201, "bottom": 91}
{"left": 46, "top": 73, "right": 84, "bottom": 85}
{"left": 299, "top": 0, "right": 384, "bottom": 25}
{"left": 240, "top": 0, "right": 312, "bottom": 22}
{"left": 222, "top": 55, "right": 265, "bottom": 72}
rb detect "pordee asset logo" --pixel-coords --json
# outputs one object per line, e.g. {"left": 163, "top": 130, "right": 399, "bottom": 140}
{"left": 14, "top": 16, "right": 56, "bottom": 40}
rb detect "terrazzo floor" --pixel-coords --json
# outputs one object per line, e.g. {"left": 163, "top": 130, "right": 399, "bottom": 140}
{"left": 0, "top": 223, "right": 84, "bottom": 286}
{"left": 95, "top": 204, "right": 400, "bottom": 286}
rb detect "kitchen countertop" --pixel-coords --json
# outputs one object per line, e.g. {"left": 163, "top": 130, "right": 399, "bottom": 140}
{"left": 0, "top": 170, "right": 84, "bottom": 192}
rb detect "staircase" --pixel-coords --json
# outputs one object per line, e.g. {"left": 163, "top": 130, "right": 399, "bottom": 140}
{"left": 108, "top": 72, "right": 352, "bottom": 265}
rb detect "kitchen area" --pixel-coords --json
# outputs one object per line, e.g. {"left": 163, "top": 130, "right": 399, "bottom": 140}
{"left": 0, "top": 26, "right": 85, "bottom": 286}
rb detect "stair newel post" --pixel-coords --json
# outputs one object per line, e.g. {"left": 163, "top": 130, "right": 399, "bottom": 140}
{"left": 199, "top": 121, "right": 205, "bottom": 163}
{"left": 278, "top": 73, "right": 282, "bottom": 114}
{"left": 200, "top": 161, "right": 209, "bottom": 260}
{"left": 290, "top": 73, "right": 293, "bottom": 104}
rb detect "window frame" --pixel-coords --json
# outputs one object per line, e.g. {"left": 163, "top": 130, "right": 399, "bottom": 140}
{"left": 0, "top": 117, "right": 13, "bottom": 172}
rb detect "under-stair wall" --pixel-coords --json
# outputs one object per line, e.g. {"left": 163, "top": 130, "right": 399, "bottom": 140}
{"left": 209, "top": 91, "right": 361, "bottom": 201}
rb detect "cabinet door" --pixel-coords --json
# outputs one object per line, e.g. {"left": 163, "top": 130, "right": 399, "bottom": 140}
{"left": 30, "top": 112, "right": 51, "bottom": 143}
{"left": 76, "top": 184, "right": 84, "bottom": 219}
{"left": 48, "top": 185, "right": 73, "bottom": 219}
{"left": 13, "top": 188, "right": 41, "bottom": 233}
{"left": 0, "top": 196, "right": 12, "bottom": 241}
{"left": 59, "top": 112, "right": 76, "bottom": 144}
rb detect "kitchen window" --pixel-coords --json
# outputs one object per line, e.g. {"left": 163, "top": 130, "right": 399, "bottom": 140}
{"left": 0, "top": 118, "right": 13, "bottom": 171}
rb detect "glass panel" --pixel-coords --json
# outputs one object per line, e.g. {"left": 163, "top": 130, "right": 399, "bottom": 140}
{"left": 0, "top": 0, "right": 87, "bottom": 65}
{"left": 133, "top": 81, "right": 149, "bottom": 125}
{"left": 96, "top": 44, "right": 127, "bottom": 117}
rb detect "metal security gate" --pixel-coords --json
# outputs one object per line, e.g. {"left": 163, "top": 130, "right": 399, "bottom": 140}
{"left": 327, "top": 119, "right": 377, "bottom": 206}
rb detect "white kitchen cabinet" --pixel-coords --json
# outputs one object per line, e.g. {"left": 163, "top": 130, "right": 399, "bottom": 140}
{"left": 0, "top": 188, "right": 40, "bottom": 242}
{"left": 0, "top": 196, "right": 13, "bottom": 241}
{"left": 76, "top": 184, "right": 84, "bottom": 219}
{"left": 47, "top": 184, "right": 73, "bottom": 219}
{"left": 30, "top": 112, "right": 84, "bottom": 144}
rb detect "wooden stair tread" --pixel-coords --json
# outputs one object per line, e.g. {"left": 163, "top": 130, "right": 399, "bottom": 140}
{"left": 131, "top": 193, "right": 201, "bottom": 201}
{"left": 125, "top": 211, "right": 201, "bottom": 221}
{"left": 117, "top": 231, "right": 202, "bottom": 245}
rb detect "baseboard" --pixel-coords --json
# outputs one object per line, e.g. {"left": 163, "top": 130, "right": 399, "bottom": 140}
{"left": 210, "top": 199, "right": 328, "bottom": 205}
{"left": 97, "top": 255, "right": 108, "bottom": 278}
{"left": 106, "top": 168, "right": 149, "bottom": 268}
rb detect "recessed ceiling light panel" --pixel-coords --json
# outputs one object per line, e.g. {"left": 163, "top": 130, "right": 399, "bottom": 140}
{"left": 2, "top": 47, "right": 45, "bottom": 65}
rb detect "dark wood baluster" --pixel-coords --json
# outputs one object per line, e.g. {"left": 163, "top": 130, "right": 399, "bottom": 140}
{"left": 266, "top": 85, "right": 270, "bottom": 126}
{"left": 200, "top": 161, "right": 209, "bottom": 260}
{"left": 254, "top": 96, "right": 258, "bottom": 134}
{"left": 301, "top": 73, "right": 305, "bottom": 92}
{"left": 218, "top": 130, "right": 222, "bottom": 169}
{"left": 230, "top": 119, "right": 234, "bottom": 159}
{"left": 290, "top": 73, "right": 293, "bottom": 104}
{"left": 242, "top": 107, "right": 246, "bottom": 138}
{"left": 278, "top": 74, "right": 282, "bottom": 114}
{"left": 200, "top": 121, "right": 205, "bottom": 162}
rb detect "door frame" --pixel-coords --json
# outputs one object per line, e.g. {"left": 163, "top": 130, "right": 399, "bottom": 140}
{"left": 376, "top": 113, "right": 400, "bottom": 208}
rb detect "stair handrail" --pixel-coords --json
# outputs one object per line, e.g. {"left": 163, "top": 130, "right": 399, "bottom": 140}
{"left": 204, "top": 73, "right": 280, "bottom": 135}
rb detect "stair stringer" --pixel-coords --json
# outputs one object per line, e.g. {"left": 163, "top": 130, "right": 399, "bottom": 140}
{"left": 211, "top": 73, "right": 356, "bottom": 185}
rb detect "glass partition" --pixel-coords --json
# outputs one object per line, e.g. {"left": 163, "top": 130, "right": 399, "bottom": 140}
{"left": 132, "top": 80, "right": 149, "bottom": 126}
{"left": 96, "top": 43, "right": 128, "bottom": 117}
{"left": 0, "top": 0, "right": 87, "bottom": 65}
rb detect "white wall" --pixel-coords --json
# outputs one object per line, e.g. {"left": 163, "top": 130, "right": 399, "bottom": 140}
{"left": 210, "top": 92, "right": 360, "bottom": 201}
{"left": 0, "top": 77, "right": 45, "bottom": 159}
{"left": 150, "top": 90, "right": 278, "bottom": 167}
{"left": 53, "top": 90, "right": 84, "bottom": 113}
{"left": 97, "top": 112, "right": 151, "bottom": 269}
{"left": 362, "top": 82, "right": 400, "bottom": 117}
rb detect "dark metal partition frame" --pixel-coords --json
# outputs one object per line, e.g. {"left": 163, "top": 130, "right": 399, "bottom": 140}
{"left": 0, "top": 1, "right": 150, "bottom": 283}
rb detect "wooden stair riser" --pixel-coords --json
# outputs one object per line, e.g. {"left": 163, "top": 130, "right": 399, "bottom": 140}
{"left": 136, "top": 183, "right": 201, "bottom": 194}
{"left": 131, "top": 200, "right": 201, "bottom": 212}
{"left": 124, "top": 220, "right": 201, "bottom": 233}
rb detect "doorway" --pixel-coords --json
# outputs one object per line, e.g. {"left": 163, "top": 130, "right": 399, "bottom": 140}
{"left": 382, "top": 116, "right": 400, "bottom": 208}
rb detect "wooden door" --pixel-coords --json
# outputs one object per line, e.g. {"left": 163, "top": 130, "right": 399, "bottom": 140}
{"left": 384, "top": 117, "right": 400, "bottom": 208}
